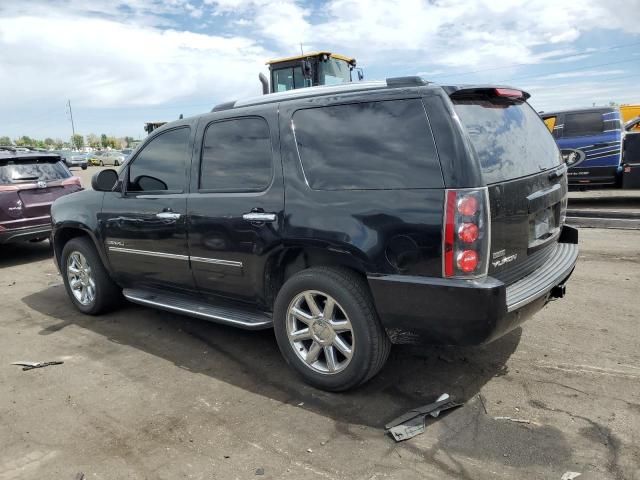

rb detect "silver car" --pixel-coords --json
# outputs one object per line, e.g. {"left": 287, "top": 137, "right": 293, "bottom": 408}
{"left": 57, "top": 151, "right": 88, "bottom": 170}
{"left": 99, "top": 151, "right": 126, "bottom": 167}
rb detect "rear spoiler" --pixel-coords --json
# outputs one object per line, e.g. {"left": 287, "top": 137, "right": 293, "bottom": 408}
{"left": 443, "top": 85, "right": 531, "bottom": 101}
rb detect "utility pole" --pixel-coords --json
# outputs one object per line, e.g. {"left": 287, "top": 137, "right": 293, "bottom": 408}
{"left": 67, "top": 99, "right": 76, "bottom": 149}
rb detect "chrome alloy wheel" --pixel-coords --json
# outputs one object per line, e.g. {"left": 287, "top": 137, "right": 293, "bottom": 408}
{"left": 66, "top": 251, "right": 96, "bottom": 306}
{"left": 286, "top": 290, "right": 354, "bottom": 374}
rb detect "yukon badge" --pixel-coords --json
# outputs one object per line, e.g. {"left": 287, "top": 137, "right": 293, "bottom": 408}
{"left": 492, "top": 252, "right": 518, "bottom": 268}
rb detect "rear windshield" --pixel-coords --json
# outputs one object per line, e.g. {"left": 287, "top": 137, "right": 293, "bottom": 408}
{"left": 0, "top": 159, "right": 70, "bottom": 184}
{"left": 453, "top": 98, "right": 560, "bottom": 184}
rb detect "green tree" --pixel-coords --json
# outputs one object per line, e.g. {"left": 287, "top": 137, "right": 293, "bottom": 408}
{"left": 0, "top": 136, "right": 11, "bottom": 145}
{"left": 44, "top": 138, "right": 55, "bottom": 147}
{"left": 101, "top": 133, "right": 108, "bottom": 148}
{"left": 15, "top": 136, "right": 33, "bottom": 147}
{"left": 54, "top": 138, "right": 64, "bottom": 149}
{"left": 86, "top": 133, "right": 101, "bottom": 149}
{"left": 72, "top": 134, "right": 84, "bottom": 149}
{"left": 124, "top": 136, "right": 135, "bottom": 148}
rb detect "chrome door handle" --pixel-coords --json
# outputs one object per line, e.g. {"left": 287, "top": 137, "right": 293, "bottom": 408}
{"left": 156, "top": 212, "right": 181, "bottom": 220}
{"left": 242, "top": 212, "right": 277, "bottom": 222}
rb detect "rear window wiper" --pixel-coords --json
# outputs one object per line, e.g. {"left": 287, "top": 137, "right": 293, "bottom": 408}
{"left": 12, "top": 175, "right": 40, "bottom": 181}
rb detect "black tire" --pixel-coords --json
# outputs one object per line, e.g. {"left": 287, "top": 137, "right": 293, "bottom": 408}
{"left": 99, "top": 160, "right": 104, "bottom": 166}
{"left": 82, "top": 165, "right": 87, "bottom": 170}
{"left": 273, "top": 267, "right": 391, "bottom": 391}
{"left": 114, "top": 160, "right": 119, "bottom": 167}
{"left": 60, "top": 236, "right": 121, "bottom": 315}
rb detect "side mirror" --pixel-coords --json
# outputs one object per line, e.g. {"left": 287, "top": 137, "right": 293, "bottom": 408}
{"left": 91, "top": 169, "right": 119, "bottom": 192}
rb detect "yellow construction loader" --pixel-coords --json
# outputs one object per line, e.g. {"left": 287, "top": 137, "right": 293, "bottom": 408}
{"left": 259, "top": 51, "right": 362, "bottom": 94}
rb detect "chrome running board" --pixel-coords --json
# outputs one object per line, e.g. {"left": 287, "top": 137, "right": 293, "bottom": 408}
{"left": 122, "top": 288, "right": 272, "bottom": 330}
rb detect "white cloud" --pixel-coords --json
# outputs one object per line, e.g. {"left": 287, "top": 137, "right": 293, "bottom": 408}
{"left": 1, "top": 0, "right": 639, "bottom": 138}
{"left": 208, "top": 0, "right": 640, "bottom": 67}
{"left": 527, "top": 79, "right": 639, "bottom": 112}
{"left": 539, "top": 69, "right": 626, "bottom": 80}
{"left": 0, "top": 10, "right": 272, "bottom": 110}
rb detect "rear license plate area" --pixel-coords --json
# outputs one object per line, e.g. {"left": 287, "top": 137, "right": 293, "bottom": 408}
{"left": 529, "top": 203, "right": 560, "bottom": 246}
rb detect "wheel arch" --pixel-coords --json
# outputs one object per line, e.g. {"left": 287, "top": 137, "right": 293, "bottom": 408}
{"left": 263, "top": 245, "right": 371, "bottom": 310}
{"left": 53, "top": 223, "right": 112, "bottom": 275}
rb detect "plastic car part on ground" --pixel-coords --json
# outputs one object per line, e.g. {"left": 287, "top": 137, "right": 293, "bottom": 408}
{"left": 385, "top": 393, "right": 462, "bottom": 442}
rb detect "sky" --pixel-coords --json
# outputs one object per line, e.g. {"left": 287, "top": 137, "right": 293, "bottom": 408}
{"left": 1, "top": 0, "right": 639, "bottom": 140}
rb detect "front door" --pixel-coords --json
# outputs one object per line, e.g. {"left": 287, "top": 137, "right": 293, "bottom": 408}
{"left": 100, "top": 126, "right": 196, "bottom": 293}
{"left": 187, "top": 111, "right": 284, "bottom": 306}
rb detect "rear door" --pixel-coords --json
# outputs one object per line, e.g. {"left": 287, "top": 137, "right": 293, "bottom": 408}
{"left": 187, "top": 108, "right": 284, "bottom": 306}
{"left": 100, "top": 126, "right": 196, "bottom": 293}
{"left": 451, "top": 90, "right": 567, "bottom": 283}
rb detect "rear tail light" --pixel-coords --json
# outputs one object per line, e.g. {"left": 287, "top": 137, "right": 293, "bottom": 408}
{"left": 62, "top": 176, "right": 82, "bottom": 187}
{"left": 443, "top": 187, "right": 490, "bottom": 278}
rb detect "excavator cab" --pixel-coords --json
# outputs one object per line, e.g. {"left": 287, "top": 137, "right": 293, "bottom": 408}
{"left": 259, "top": 52, "right": 361, "bottom": 94}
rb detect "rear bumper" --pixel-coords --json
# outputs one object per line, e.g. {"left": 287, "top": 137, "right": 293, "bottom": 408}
{"left": 367, "top": 229, "right": 579, "bottom": 346}
{"left": 0, "top": 223, "right": 51, "bottom": 244}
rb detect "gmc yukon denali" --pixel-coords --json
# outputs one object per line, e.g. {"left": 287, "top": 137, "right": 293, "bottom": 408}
{"left": 51, "top": 77, "right": 579, "bottom": 391}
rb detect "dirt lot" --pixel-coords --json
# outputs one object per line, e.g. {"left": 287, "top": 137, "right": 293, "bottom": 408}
{"left": 1, "top": 167, "right": 639, "bottom": 479}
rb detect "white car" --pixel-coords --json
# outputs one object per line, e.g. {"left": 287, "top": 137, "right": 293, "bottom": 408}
{"left": 99, "top": 151, "right": 126, "bottom": 166}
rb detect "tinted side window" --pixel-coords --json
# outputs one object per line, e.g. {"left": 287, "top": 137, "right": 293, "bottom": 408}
{"left": 563, "top": 112, "right": 605, "bottom": 137}
{"left": 200, "top": 118, "right": 272, "bottom": 192}
{"left": 128, "top": 128, "right": 190, "bottom": 192}
{"left": 293, "top": 99, "right": 442, "bottom": 190}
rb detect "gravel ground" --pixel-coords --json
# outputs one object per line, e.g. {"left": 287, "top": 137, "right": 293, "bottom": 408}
{"left": 0, "top": 167, "right": 638, "bottom": 479}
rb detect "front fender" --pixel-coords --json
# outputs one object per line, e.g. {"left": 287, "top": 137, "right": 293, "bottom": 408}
{"left": 51, "top": 190, "right": 111, "bottom": 274}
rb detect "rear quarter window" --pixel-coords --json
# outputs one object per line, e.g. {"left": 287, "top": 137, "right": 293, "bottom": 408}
{"left": 292, "top": 99, "right": 443, "bottom": 190}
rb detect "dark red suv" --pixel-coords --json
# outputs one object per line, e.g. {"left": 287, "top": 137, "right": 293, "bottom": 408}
{"left": 0, "top": 148, "right": 82, "bottom": 244}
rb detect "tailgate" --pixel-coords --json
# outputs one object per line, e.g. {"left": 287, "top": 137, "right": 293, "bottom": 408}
{"left": 487, "top": 166, "right": 567, "bottom": 283}
{"left": 18, "top": 185, "right": 65, "bottom": 218}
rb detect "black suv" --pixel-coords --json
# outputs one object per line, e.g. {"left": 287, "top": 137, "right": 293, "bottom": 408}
{"left": 51, "top": 78, "right": 578, "bottom": 391}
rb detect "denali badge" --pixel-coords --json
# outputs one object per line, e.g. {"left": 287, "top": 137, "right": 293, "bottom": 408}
{"left": 492, "top": 254, "right": 518, "bottom": 268}
{"left": 106, "top": 240, "right": 125, "bottom": 247}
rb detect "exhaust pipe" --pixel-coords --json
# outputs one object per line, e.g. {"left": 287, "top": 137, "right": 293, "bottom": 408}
{"left": 259, "top": 73, "right": 269, "bottom": 95}
{"left": 550, "top": 284, "right": 566, "bottom": 299}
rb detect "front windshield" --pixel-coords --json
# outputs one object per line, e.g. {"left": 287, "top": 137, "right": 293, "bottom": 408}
{"left": 318, "top": 58, "right": 351, "bottom": 86}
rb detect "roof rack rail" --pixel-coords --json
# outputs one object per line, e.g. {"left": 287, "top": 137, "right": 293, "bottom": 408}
{"left": 211, "top": 77, "right": 432, "bottom": 112}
